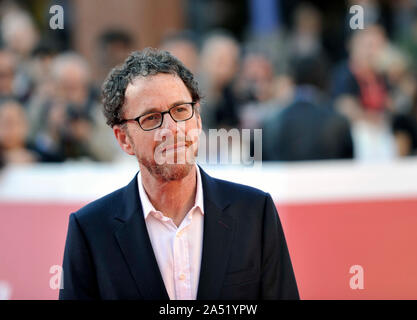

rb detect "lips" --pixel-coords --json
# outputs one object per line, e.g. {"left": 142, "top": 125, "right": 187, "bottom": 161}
{"left": 161, "top": 141, "right": 192, "bottom": 153}
{"left": 163, "top": 143, "right": 186, "bottom": 153}
{"left": 153, "top": 138, "right": 196, "bottom": 165}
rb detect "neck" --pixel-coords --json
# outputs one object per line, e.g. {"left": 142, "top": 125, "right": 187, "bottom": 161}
{"left": 140, "top": 165, "right": 197, "bottom": 227}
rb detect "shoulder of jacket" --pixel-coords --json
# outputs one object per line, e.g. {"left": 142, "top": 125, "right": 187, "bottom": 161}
{"left": 72, "top": 186, "right": 125, "bottom": 224}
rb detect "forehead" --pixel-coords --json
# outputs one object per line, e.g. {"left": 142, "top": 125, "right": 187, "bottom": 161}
{"left": 124, "top": 73, "right": 191, "bottom": 115}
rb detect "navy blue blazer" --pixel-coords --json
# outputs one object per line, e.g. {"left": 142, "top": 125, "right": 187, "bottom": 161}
{"left": 59, "top": 167, "right": 299, "bottom": 300}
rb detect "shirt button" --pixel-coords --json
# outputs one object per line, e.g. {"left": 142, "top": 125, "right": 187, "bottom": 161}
{"left": 179, "top": 273, "right": 185, "bottom": 280}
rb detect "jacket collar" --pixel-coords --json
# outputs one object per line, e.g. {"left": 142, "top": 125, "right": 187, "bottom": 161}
{"left": 137, "top": 164, "right": 205, "bottom": 220}
{"left": 113, "top": 165, "right": 234, "bottom": 300}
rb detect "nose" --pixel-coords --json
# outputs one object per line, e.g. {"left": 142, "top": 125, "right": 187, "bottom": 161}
{"left": 155, "top": 113, "right": 180, "bottom": 144}
{"left": 160, "top": 112, "right": 178, "bottom": 132}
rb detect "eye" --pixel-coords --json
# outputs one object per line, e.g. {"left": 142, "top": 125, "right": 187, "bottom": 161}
{"left": 173, "top": 104, "right": 190, "bottom": 113}
{"left": 141, "top": 113, "right": 160, "bottom": 123}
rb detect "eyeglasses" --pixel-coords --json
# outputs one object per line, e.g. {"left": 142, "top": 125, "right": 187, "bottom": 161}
{"left": 120, "top": 102, "right": 196, "bottom": 131}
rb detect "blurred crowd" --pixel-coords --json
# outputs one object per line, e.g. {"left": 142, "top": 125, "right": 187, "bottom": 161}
{"left": 0, "top": 0, "right": 417, "bottom": 167}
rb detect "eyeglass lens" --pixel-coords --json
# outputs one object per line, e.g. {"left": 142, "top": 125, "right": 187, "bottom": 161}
{"left": 139, "top": 103, "right": 193, "bottom": 130}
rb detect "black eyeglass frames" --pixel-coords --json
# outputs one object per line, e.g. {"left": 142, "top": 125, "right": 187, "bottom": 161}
{"left": 120, "top": 102, "right": 196, "bottom": 131}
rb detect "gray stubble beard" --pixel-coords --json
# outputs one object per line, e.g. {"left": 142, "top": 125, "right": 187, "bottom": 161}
{"left": 139, "top": 155, "right": 194, "bottom": 182}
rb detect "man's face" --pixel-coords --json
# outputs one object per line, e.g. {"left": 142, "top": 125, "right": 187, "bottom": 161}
{"left": 114, "top": 73, "right": 202, "bottom": 181}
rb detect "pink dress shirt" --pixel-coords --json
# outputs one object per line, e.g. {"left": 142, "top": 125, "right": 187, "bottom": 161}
{"left": 137, "top": 165, "right": 204, "bottom": 300}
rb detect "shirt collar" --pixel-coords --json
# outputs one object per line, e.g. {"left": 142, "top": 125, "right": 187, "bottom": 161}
{"left": 137, "top": 164, "right": 205, "bottom": 220}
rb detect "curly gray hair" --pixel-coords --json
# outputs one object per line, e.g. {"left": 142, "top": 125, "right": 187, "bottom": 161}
{"left": 101, "top": 47, "right": 201, "bottom": 127}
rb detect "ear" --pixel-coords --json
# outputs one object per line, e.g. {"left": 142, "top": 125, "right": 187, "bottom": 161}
{"left": 113, "top": 125, "right": 135, "bottom": 155}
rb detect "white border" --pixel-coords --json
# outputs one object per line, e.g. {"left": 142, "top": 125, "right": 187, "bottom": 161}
{"left": 0, "top": 157, "right": 416, "bottom": 203}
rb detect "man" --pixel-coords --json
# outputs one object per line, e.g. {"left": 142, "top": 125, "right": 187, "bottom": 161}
{"left": 59, "top": 48, "right": 299, "bottom": 300}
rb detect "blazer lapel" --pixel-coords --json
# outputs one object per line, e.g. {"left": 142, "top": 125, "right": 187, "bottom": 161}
{"left": 197, "top": 167, "right": 235, "bottom": 300}
{"left": 113, "top": 174, "right": 169, "bottom": 300}
{"left": 112, "top": 168, "right": 235, "bottom": 300}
